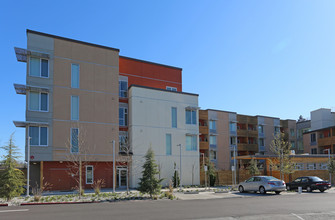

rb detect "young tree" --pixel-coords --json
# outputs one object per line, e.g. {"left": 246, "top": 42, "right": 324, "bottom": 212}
{"left": 270, "top": 132, "right": 295, "bottom": 180}
{"left": 328, "top": 157, "right": 335, "bottom": 186}
{"left": 247, "top": 158, "right": 260, "bottom": 176}
{"left": 0, "top": 133, "right": 25, "bottom": 201}
{"left": 138, "top": 147, "right": 163, "bottom": 198}
{"left": 206, "top": 158, "right": 216, "bottom": 187}
{"left": 172, "top": 162, "right": 180, "bottom": 188}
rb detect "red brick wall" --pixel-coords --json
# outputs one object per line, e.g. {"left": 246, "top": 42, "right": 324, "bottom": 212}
{"left": 43, "top": 161, "right": 125, "bottom": 191}
{"left": 119, "top": 57, "right": 182, "bottom": 91}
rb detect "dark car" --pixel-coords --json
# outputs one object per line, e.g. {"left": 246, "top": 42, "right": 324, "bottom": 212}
{"left": 286, "top": 176, "right": 331, "bottom": 192}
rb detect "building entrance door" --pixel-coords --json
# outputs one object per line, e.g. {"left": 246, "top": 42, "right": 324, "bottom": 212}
{"left": 116, "top": 167, "right": 127, "bottom": 188}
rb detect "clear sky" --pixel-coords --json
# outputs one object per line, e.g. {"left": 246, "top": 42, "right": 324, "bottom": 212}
{"left": 1, "top": 0, "right": 335, "bottom": 158}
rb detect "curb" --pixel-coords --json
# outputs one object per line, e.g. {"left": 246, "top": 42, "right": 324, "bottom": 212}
{"left": 20, "top": 201, "right": 100, "bottom": 206}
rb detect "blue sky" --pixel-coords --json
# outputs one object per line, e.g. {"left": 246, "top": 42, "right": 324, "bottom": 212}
{"left": 1, "top": 0, "right": 335, "bottom": 158}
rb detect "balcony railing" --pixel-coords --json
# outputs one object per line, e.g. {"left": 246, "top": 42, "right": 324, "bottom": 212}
{"left": 237, "top": 143, "right": 258, "bottom": 152}
{"left": 200, "top": 141, "right": 209, "bottom": 150}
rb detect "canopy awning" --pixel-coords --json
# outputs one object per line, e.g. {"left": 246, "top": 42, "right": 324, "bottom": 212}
{"left": 14, "top": 84, "right": 50, "bottom": 95}
{"left": 13, "top": 121, "right": 49, "bottom": 128}
{"left": 14, "top": 47, "right": 50, "bottom": 62}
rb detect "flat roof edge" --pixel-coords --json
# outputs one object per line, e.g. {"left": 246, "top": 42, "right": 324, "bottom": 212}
{"left": 120, "top": 55, "right": 182, "bottom": 70}
{"left": 26, "top": 29, "right": 120, "bottom": 52}
{"left": 129, "top": 84, "right": 198, "bottom": 96}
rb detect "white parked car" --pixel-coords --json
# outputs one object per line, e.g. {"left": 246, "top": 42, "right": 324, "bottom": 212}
{"left": 238, "top": 176, "right": 286, "bottom": 194}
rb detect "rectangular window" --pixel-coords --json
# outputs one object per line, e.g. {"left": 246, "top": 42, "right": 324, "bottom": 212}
{"left": 29, "top": 92, "right": 48, "bottom": 111}
{"left": 210, "top": 150, "right": 217, "bottom": 160}
{"left": 71, "top": 64, "right": 80, "bottom": 88}
{"left": 311, "top": 133, "right": 316, "bottom": 142}
{"left": 259, "top": 138, "right": 264, "bottom": 146}
{"left": 230, "top": 137, "right": 236, "bottom": 145}
{"left": 185, "top": 109, "right": 197, "bottom": 125}
{"left": 209, "top": 120, "right": 216, "bottom": 132}
{"left": 119, "top": 80, "right": 128, "bottom": 98}
{"left": 295, "top": 163, "right": 304, "bottom": 170}
{"left": 86, "top": 166, "right": 93, "bottom": 184}
{"left": 71, "top": 128, "right": 79, "bottom": 153}
{"left": 186, "top": 135, "right": 197, "bottom": 151}
{"left": 29, "top": 57, "right": 49, "bottom": 77}
{"left": 166, "top": 86, "right": 177, "bottom": 91}
{"left": 290, "top": 141, "right": 295, "bottom": 149}
{"left": 71, "top": 96, "right": 79, "bottom": 120}
{"left": 209, "top": 135, "right": 217, "bottom": 145}
{"left": 166, "top": 134, "right": 172, "bottom": 155}
{"left": 119, "top": 133, "right": 128, "bottom": 152}
{"left": 171, "top": 107, "right": 177, "bottom": 128}
{"left": 258, "top": 125, "right": 264, "bottom": 133}
{"left": 311, "top": 148, "right": 317, "bottom": 154}
{"left": 29, "top": 126, "right": 48, "bottom": 146}
{"left": 290, "top": 129, "right": 295, "bottom": 137}
{"left": 274, "top": 127, "right": 280, "bottom": 134}
{"left": 230, "top": 122, "right": 236, "bottom": 132}
{"left": 119, "top": 107, "right": 128, "bottom": 126}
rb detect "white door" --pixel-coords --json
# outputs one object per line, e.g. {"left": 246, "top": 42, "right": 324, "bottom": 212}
{"left": 117, "top": 168, "right": 127, "bottom": 188}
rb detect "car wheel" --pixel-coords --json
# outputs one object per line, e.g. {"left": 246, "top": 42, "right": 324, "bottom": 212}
{"left": 275, "top": 191, "right": 281, "bottom": 195}
{"left": 307, "top": 186, "right": 312, "bottom": 192}
{"left": 239, "top": 185, "right": 244, "bottom": 193}
{"left": 286, "top": 185, "right": 291, "bottom": 191}
{"left": 320, "top": 189, "right": 325, "bottom": 192}
{"left": 259, "top": 186, "right": 266, "bottom": 194}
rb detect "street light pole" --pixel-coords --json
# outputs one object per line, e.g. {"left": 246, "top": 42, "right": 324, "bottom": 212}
{"left": 27, "top": 136, "right": 31, "bottom": 197}
{"left": 201, "top": 153, "right": 207, "bottom": 190}
{"left": 329, "top": 149, "right": 331, "bottom": 185}
{"left": 112, "top": 140, "right": 116, "bottom": 193}
{"left": 177, "top": 144, "right": 182, "bottom": 190}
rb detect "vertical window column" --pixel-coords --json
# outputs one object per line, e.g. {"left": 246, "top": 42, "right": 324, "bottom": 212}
{"left": 71, "top": 64, "right": 80, "bottom": 88}
{"left": 166, "top": 134, "right": 172, "bottom": 155}
{"left": 71, "top": 128, "right": 79, "bottom": 153}
{"left": 171, "top": 107, "right": 177, "bottom": 128}
{"left": 71, "top": 96, "right": 79, "bottom": 120}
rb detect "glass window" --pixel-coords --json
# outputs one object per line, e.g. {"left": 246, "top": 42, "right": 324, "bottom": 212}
{"left": 185, "top": 109, "right": 197, "bottom": 125}
{"left": 210, "top": 150, "right": 216, "bottom": 160}
{"left": 209, "top": 120, "right": 216, "bottom": 130}
{"left": 119, "top": 107, "right": 128, "bottom": 126}
{"left": 119, "top": 80, "right": 128, "bottom": 98}
{"left": 230, "top": 137, "right": 236, "bottom": 145}
{"left": 29, "top": 92, "right": 39, "bottom": 111}
{"left": 41, "top": 59, "right": 49, "bottom": 77}
{"left": 71, "top": 96, "right": 79, "bottom": 120}
{"left": 258, "top": 125, "right": 264, "bottom": 133}
{"left": 171, "top": 107, "right": 177, "bottom": 128}
{"left": 290, "top": 141, "right": 295, "bottom": 149}
{"left": 210, "top": 136, "right": 216, "bottom": 145}
{"left": 186, "top": 135, "right": 197, "bottom": 151}
{"left": 166, "top": 134, "right": 172, "bottom": 155}
{"left": 71, "top": 64, "right": 80, "bottom": 88}
{"left": 311, "top": 133, "right": 316, "bottom": 142}
{"left": 119, "top": 133, "right": 128, "bottom": 152}
{"left": 29, "top": 57, "right": 40, "bottom": 77}
{"left": 166, "top": 86, "right": 177, "bottom": 91}
{"left": 290, "top": 129, "right": 295, "bottom": 137}
{"left": 259, "top": 138, "right": 264, "bottom": 146}
{"left": 86, "top": 166, "right": 93, "bottom": 184}
{"left": 230, "top": 122, "right": 236, "bottom": 132}
{"left": 40, "top": 93, "right": 48, "bottom": 111}
{"left": 29, "top": 126, "right": 48, "bottom": 146}
{"left": 71, "top": 128, "right": 79, "bottom": 153}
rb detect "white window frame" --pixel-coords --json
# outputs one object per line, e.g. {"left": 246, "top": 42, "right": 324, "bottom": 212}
{"left": 210, "top": 149, "right": 217, "bottom": 160}
{"left": 209, "top": 135, "right": 217, "bottom": 145}
{"left": 171, "top": 107, "right": 177, "bottom": 128}
{"left": 166, "top": 86, "right": 177, "bottom": 91}
{"left": 86, "top": 165, "right": 94, "bottom": 184}
{"left": 28, "top": 126, "right": 48, "bottom": 146}
{"left": 186, "top": 135, "right": 197, "bottom": 151}
{"left": 119, "top": 107, "right": 128, "bottom": 126}
{"left": 294, "top": 163, "right": 304, "bottom": 170}
{"left": 71, "top": 128, "right": 79, "bottom": 153}
{"left": 209, "top": 120, "right": 216, "bottom": 130}
{"left": 119, "top": 80, "right": 128, "bottom": 98}
{"left": 119, "top": 132, "right": 128, "bottom": 152}
{"left": 28, "top": 91, "right": 49, "bottom": 112}
{"left": 166, "top": 134, "right": 172, "bottom": 156}
{"left": 71, "top": 63, "right": 80, "bottom": 88}
{"left": 29, "top": 57, "right": 49, "bottom": 78}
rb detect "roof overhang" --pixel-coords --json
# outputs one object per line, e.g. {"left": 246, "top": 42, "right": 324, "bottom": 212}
{"left": 185, "top": 106, "right": 200, "bottom": 110}
{"left": 14, "top": 47, "right": 50, "bottom": 63}
{"left": 14, "top": 84, "right": 50, "bottom": 95}
{"left": 13, "top": 121, "right": 49, "bottom": 128}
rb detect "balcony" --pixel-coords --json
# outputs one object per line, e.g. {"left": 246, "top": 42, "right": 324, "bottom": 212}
{"left": 248, "top": 130, "right": 258, "bottom": 137}
{"left": 199, "top": 125, "right": 208, "bottom": 134}
{"left": 237, "top": 143, "right": 258, "bottom": 152}
{"left": 200, "top": 141, "right": 209, "bottom": 150}
{"left": 318, "top": 136, "right": 335, "bottom": 147}
{"left": 237, "top": 129, "right": 248, "bottom": 136}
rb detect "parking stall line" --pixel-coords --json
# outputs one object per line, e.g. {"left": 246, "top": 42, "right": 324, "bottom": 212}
{"left": 291, "top": 213, "right": 305, "bottom": 220}
{"left": 0, "top": 209, "right": 29, "bottom": 213}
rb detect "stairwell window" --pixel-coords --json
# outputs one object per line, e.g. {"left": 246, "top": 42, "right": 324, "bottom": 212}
{"left": 86, "top": 166, "right": 93, "bottom": 184}
{"left": 119, "top": 80, "right": 128, "bottom": 98}
{"left": 29, "top": 126, "right": 48, "bottom": 146}
{"left": 71, "top": 128, "right": 79, "bottom": 153}
{"left": 29, "top": 91, "right": 48, "bottom": 112}
{"left": 171, "top": 107, "right": 177, "bottom": 128}
{"left": 185, "top": 109, "right": 197, "bottom": 125}
{"left": 29, "top": 57, "right": 48, "bottom": 77}
{"left": 71, "top": 96, "right": 79, "bottom": 120}
{"left": 71, "top": 64, "right": 80, "bottom": 88}
{"left": 119, "top": 107, "right": 128, "bottom": 126}
{"left": 166, "top": 134, "right": 172, "bottom": 155}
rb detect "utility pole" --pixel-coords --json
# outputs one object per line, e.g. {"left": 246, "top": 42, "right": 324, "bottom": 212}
{"left": 178, "top": 144, "right": 182, "bottom": 190}
{"left": 329, "top": 149, "right": 331, "bottom": 185}
{"left": 201, "top": 153, "right": 207, "bottom": 189}
{"left": 112, "top": 140, "right": 116, "bottom": 193}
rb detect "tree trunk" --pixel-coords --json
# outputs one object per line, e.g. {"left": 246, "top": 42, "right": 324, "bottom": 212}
{"left": 79, "top": 160, "right": 82, "bottom": 198}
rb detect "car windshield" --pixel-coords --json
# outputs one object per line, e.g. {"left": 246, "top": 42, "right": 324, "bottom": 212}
{"left": 310, "top": 177, "right": 323, "bottom": 182}
{"left": 263, "top": 176, "right": 280, "bottom": 181}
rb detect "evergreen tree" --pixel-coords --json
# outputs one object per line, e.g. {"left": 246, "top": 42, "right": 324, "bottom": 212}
{"left": 0, "top": 133, "right": 25, "bottom": 201}
{"left": 172, "top": 162, "right": 180, "bottom": 188}
{"left": 206, "top": 158, "right": 216, "bottom": 186}
{"left": 138, "top": 147, "right": 162, "bottom": 198}
{"left": 328, "top": 157, "right": 335, "bottom": 185}
{"left": 247, "top": 158, "right": 260, "bottom": 176}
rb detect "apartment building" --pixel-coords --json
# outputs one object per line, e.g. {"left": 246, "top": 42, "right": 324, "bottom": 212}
{"left": 303, "top": 108, "right": 335, "bottom": 155}
{"left": 129, "top": 85, "right": 200, "bottom": 187}
{"left": 296, "top": 118, "right": 311, "bottom": 154}
{"left": 199, "top": 110, "right": 296, "bottom": 171}
{"left": 13, "top": 30, "right": 185, "bottom": 190}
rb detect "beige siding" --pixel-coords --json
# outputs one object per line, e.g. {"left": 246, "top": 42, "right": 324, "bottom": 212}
{"left": 216, "top": 111, "right": 230, "bottom": 170}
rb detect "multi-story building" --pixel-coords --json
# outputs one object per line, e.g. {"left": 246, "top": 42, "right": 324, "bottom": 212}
{"left": 13, "top": 29, "right": 193, "bottom": 190}
{"left": 303, "top": 108, "right": 335, "bottom": 155}
{"left": 129, "top": 85, "right": 200, "bottom": 187}
{"left": 296, "top": 118, "right": 311, "bottom": 154}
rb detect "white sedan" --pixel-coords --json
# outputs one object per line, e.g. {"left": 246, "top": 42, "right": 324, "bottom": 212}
{"left": 238, "top": 176, "right": 286, "bottom": 194}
